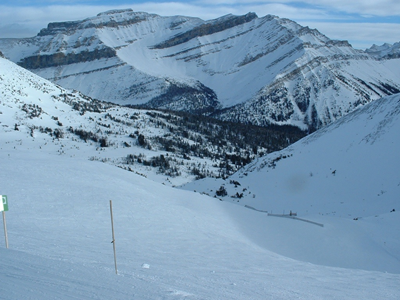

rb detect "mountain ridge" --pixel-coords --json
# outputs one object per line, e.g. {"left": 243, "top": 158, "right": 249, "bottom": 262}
{"left": 1, "top": 10, "right": 399, "bottom": 131}
{"left": 366, "top": 42, "right": 400, "bottom": 59}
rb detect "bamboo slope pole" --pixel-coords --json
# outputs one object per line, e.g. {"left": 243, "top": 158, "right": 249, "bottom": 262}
{"left": 109, "top": 200, "right": 118, "bottom": 274}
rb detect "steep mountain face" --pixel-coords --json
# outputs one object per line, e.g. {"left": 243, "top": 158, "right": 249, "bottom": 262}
{"left": 1, "top": 9, "right": 400, "bottom": 131}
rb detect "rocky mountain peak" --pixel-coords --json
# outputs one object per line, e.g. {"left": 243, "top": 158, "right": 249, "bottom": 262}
{"left": 38, "top": 9, "right": 155, "bottom": 37}
{"left": 38, "top": 21, "right": 82, "bottom": 36}
{"left": 366, "top": 42, "right": 400, "bottom": 59}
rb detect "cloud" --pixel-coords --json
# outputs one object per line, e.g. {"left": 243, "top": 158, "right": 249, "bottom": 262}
{"left": 196, "top": 0, "right": 400, "bottom": 17}
{"left": 126, "top": 2, "right": 223, "bottom": 19}
{"left": 0, "top": 5, "right": 112, "bottom": 37}
{"left": 299, "top": 0, "right": 400, "bottom": 17}
{"left": 0, "top": 23, "right": 38, "bottom": 39}
{"left": 305, "top": 22, "right": 400, "bottom": 49}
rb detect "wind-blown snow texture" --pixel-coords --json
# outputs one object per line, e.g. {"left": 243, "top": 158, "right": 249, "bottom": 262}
{"left": 1, "top": 47, "right": 400, "bottom": 299}
{"left": 1, "top": 9, "right": 400, "bottom": 131}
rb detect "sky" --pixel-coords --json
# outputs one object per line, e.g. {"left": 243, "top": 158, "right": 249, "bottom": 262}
{"left": 0, "top": 0, "right": 399, "bottom": 49}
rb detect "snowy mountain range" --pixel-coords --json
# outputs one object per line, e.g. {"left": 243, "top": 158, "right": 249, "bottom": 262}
{"left": 1, "top": 47, "right": 400, "bottom": 298}
{"left": 366, "top": 42, "right": 400, "bottom": 59}
{"left": 1, "top": 9, "right": 399, "bottom": 131}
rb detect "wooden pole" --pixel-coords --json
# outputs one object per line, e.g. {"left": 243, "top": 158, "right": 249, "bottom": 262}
{"left": 2, "top": 211, "right": 8, "bottom": 249}
{"left": 109, "top": 200, "right": 118, "bottom": 274}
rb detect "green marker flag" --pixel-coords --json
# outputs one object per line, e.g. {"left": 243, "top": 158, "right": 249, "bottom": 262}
{"left": 1, "top": 194, "right": 9, "bottom": 248}
{"left": 1, "top": 195, "right": 8, "bottom": 211}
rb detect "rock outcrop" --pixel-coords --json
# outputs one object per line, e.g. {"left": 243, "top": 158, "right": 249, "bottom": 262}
{"left": 18, "top": 47, "right": 116, "bottom": 69}
{"left": 152, "top": 13, "right": 258, "bottom": 49}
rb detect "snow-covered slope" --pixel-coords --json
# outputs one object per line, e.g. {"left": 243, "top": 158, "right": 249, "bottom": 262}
{"left": 1, "top": 56, "right": 304, "bottom": 186}
{"left": 1, "top": 9, "right": 399, "bottom": 130}
{"left": 182, "top": 92, "right": 400, "bottom": 270}
{"left": 1, "top": 152, "right": 399, "bottom": 299}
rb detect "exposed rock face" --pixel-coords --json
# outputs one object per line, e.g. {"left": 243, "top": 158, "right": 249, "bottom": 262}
{"left": 38, "top": 9, "right": 149, "bottom": 36}
{"left": 152, "top": 12, "right": 258, "bottom": 49}
{"left": 214, "top": 56, "right": 400, "bottom": 131}
{"left": 38, "top": 21, "right": 82, "bottom": 36}
{"left": 18, "top": 48, "right": 116, "bottom": 69}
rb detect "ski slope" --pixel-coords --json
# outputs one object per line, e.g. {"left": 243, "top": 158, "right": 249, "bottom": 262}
{"left": 1, "top": 152, "right": 399, "bottom": 299}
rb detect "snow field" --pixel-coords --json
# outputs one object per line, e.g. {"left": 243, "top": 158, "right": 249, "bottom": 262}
{"left": 1, "top": 151, "right": 400, "bottom": 299}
